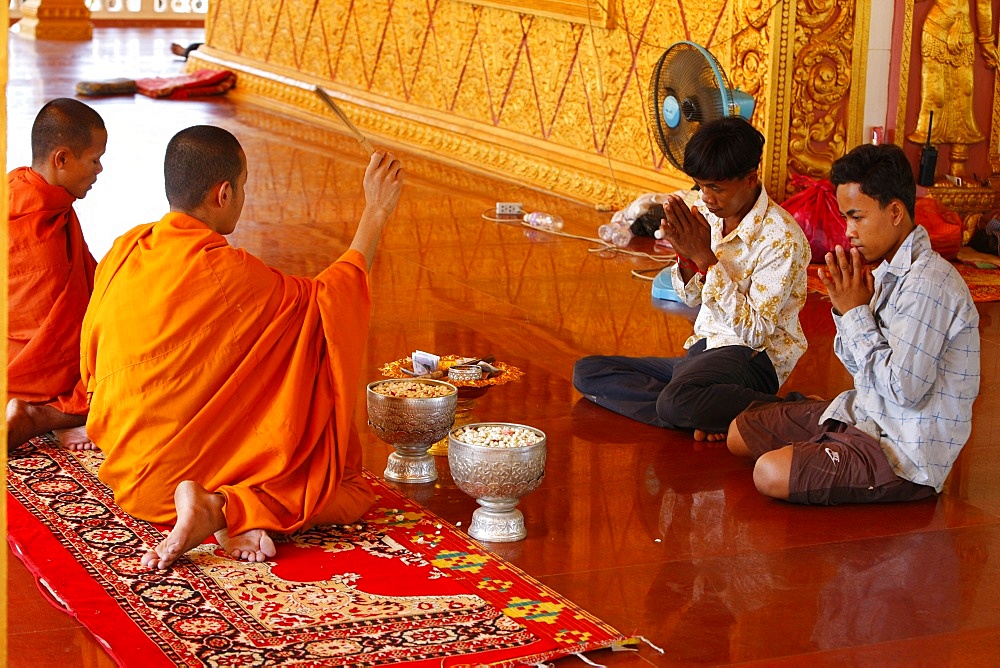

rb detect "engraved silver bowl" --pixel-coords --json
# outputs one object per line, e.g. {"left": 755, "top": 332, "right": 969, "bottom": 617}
{"left": 367, "top": 379, "right": 458, "bottom": 483}
{"left": 447, "top": 422, "right": 547, "bottom": 542}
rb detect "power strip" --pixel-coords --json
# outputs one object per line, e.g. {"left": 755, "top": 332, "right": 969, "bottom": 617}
{"left": 495, "top": 202, "right": 523, "bottom": 216}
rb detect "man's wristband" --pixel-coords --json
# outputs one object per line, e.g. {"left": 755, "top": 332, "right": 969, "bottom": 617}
{"left": 676, "top": 255, "right": 706, "bottom": 278}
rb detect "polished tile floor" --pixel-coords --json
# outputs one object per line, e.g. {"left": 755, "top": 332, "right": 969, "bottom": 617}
{"left": 7, "top": 27, "right": 1000, "bottom": 667}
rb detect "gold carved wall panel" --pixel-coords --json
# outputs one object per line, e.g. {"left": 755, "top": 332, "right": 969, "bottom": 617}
{"left": 785, "top": 0, "right": 868, "bottom": 189}
{"left": 194, "top": 0, "right": 862, "bottom": 207}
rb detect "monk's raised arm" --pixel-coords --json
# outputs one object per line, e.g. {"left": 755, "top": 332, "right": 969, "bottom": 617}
{"left": 350, "top": 150, "right": 403, "bottom": 271}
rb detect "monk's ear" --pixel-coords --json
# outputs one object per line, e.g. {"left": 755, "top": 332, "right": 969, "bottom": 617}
{"left": 51, "top": 147, "right": 71, "bottom": 170}
{"left": 211, "top": 180, "right": 233, "bottom": 209}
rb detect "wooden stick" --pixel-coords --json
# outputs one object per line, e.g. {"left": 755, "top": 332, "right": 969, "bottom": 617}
{"left": 314, "top": 86, "right": 375, "bottom": 155}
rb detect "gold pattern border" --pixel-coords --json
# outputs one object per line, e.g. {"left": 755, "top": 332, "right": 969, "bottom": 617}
{"left": 761, "top": 0, "right": 795, "bottom": 198}
{"left": 894, "top": 0, "right": 913, "bottom": 146}
{"left": 455, "top": 0, "right": 616, "bottom": 28}
{"left": 992, "top": 51, "right": 1000, "bottom": 176}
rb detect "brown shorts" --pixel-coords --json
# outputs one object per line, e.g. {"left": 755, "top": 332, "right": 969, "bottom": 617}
{"left": 734, "top": 400, "right": 937, "bottom": 505}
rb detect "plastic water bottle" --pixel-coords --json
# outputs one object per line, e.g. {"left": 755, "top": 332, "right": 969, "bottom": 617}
{"left": 598, "top": 221, "right": 633, "bottom": 247}
{"left": 611, "top": 226, "right": 632, "bottom": 247}
{"left": 597, "top": 223, "right": 617, "bottom": 243}
{"left": 523, "top": 211, "right": 564, "bottom": 232}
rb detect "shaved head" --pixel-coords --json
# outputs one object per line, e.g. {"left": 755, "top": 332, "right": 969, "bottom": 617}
{"left": 164, "top": 125, "right": 245, "bottom": 210}
{"left": 31, "top": 98, "right": 106, "bottom": 167}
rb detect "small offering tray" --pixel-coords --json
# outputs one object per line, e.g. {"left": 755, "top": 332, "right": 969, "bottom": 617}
{"left": 380, "top": 356, "right": 523, "bottom": 397}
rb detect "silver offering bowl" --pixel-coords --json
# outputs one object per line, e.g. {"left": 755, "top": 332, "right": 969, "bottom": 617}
{"left": 367, "top": 379, "right": 458, "bottom": 483}
{"left": 447, "top": 423, "right": 547, "bottom": 542}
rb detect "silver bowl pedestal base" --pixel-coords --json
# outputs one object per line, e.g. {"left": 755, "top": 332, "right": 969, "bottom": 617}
{"left": 384, "top": 449, "right": 438, "bottom": 484}
{"left": 468, "top": 498, "right": 526, "bottom": 542}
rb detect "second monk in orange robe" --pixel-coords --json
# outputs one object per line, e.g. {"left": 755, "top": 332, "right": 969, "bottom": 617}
{"left": 7, "top": 98, "right": 106, "bottom": 451}
{"left": 81, "top": 125, "right": 404, "bottom": 569}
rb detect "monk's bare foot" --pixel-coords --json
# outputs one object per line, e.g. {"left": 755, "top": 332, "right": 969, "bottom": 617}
{"left": 141, "top": 480, "right": 225, "bottom": 570}
{"left": 693, "top": 429, "right": 726, "bottom": 442}
{"left": 53, "top": 426, "right": 97, "bottom": 451}
{"left": 215, "top": 527, "right": 276, "bottom": 563}
{"left": 6, "top": 398, "right": 87, "bottom": 449}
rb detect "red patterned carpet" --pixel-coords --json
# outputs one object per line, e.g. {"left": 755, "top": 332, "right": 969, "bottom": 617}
{"left": 7, "top": 437, "right": 628, "bottom": 667}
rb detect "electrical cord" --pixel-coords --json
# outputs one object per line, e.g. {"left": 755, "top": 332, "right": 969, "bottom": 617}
{"left": 480, "top": 208, "right": 677, "bottom": 263}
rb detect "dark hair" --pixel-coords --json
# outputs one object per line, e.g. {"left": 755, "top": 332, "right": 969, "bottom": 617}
{"left": 830, "top": 144, "right": 916, "bottom": 219}
{"left": 683, "top": 117, "right": 765, "bottom": 181}
{"left": 31, "top": 98, "right": 106, "bottom": 164}
{"left": 164, "top": 125, "right": 244, "bottom": 210}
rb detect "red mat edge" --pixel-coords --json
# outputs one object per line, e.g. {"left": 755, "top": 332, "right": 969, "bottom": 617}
{"left": 6, "top": 490, "right": 172, "bottom": 668}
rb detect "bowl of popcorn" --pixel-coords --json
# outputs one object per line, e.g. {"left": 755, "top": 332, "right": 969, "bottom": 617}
{"left": 367, "top": 379, "right": 458, "bottom": 484}
{"left": 447, "top": 422, "right": 547, "bottom": 542}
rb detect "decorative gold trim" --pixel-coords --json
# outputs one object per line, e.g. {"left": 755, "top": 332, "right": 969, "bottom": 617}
{"left": 188, "top": 48, "right": 688, "bottom": 208}
{"left": 455, "top": 0, "right": 615, "bottom": 28}
{"left": 895, "top": 0, "right": 914, "bottom": 146}
{"left": 992, "top": 52, "right": 1000, "bottom": 176}
{"left": 761, "top": 0, "right": 796, "bottom": 197}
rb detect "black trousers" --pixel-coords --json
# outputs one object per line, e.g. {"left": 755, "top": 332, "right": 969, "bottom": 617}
{"left": 572, "top": 339, "right": 788, "bottom": 434}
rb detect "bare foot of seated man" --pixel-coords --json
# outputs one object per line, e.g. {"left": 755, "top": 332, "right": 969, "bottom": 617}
{"left": 693, "top": 429, "right": 727, "bottom": 442}
{"left": 6, "top": 398, "right": 96, "bottom": 451}
{"left": 140, "top": 480, "right": 277, "bottom": 570}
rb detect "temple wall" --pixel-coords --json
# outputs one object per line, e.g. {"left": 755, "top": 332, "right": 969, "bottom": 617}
{"left": 191, "top": 0, "right": 872, "bottom": 207}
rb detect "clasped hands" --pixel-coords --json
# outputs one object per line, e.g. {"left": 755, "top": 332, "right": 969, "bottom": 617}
{"left": 657, "top": 194, "right": 717, "bottom": 274}
{"left": 817, "top": 245, "right": 874, "bottom": 316}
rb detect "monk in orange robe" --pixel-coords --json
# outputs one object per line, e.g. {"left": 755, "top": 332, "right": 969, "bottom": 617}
{"left": 82, "top": 125, "right": 403, "bottom": 569}
{"left": 7, "top": 98, "right": 107, "bottom": 451}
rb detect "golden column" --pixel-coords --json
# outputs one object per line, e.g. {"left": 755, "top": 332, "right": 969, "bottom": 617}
{"left": 16, "top": 0, "right": 93, "bottom": 41}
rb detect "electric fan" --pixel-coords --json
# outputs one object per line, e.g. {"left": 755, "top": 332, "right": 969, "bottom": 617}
{"left": 648, "top": 41, "right": 756, "bottom": 170}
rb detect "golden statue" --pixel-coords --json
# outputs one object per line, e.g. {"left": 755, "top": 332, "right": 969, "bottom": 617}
{"left": 908, "top": 0, "right": 998, "bottom": 182}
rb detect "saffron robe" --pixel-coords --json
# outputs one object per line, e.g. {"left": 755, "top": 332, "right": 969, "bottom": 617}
{"left": 81, "top": 212, "right": 374, "bottom": 534}
{"left": 7, "top": 167, "right": 96, "bottom": 415}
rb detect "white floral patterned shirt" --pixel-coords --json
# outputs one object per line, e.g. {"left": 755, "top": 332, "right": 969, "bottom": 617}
{"left": 821, "top": 226, "right": 980, "bottom": 491}
{"left": 671, "top": 185, "right": 810, "bottom": 386}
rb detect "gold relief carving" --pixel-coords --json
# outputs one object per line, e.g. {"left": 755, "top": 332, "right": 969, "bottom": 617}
{"left": 730, "top": 0, "right": 772, "bottom": 123}
{"left": 908, "top": 0, "right": 997, "bottom": 181}
{"left": 786, "top": 0, "right": 853, "bottom": 180}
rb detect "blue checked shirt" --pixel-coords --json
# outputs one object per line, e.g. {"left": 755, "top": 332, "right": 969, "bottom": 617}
{"left": 821, "top": 225, "right": 980, "bottom": 491}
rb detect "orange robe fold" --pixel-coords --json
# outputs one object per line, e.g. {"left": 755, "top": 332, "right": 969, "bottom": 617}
{"left": 7, "top": 167, "right": 96, "bottom": 415}
{"left": 81, "top": 212, "right": 374, "bottom": 534}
